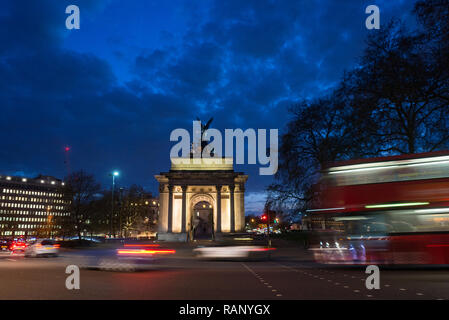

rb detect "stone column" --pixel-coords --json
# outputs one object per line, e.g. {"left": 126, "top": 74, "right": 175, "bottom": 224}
{"left": 216, "top": 185, "right": 222, "bottom": 233}
{"left": 167, "top": 184, "right": 174, "bottom": 233}
{"left": 230, "top": 184, "right": 235, "bottom": 233}
{"left": 181, "top": 185, "right": 187, "bottom": 233}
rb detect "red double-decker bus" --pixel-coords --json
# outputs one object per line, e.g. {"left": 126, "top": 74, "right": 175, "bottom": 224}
{"left": 309, "top": 150, "right": 449, "bottom": 265}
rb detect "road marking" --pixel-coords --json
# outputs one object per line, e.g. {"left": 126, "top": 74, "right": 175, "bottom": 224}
{"left": 399, "top": 288, "right": 407, "bottom": 291}
{"left": 6, "top": 259, "right": 16, "bottom": 262}
{"left": 275, "top": 262, "right": 364, "bottom": 295}
{"left": 416, "top": 293, "right": 424, "bottom": 296}
{"left": 241, "top": 263, "right": 283, "bottom": 298}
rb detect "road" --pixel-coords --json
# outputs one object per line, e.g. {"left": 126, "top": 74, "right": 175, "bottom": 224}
{"left": 1, "top": 246, "right": 449, "bottom": 300}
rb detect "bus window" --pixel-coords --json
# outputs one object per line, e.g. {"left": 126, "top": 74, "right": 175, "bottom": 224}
{"left": 337, "top": 214, "right": 391, "bottom": 236}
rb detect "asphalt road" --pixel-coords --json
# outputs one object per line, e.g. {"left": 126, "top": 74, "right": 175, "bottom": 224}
{"left": 1, "top": 247, "right": 449, "bottom": 300}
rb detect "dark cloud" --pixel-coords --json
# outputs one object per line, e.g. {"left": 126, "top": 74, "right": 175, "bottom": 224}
{"left": 0, "top": 0, "right": 417, "bottom": 214}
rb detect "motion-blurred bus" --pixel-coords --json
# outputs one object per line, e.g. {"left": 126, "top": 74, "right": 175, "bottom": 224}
{"left": 309, "top": 151, "right": 449, "bottom": 265}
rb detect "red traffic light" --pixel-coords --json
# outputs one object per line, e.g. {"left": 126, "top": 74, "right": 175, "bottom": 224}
{"left": 261, "top": 215, "right": 267, "bottom": 221}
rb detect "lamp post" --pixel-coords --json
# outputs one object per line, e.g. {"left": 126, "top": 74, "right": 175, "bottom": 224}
{"left": 264, "top": 201, "right": 273, "bottom": 248}
{"left": 46, "top": 206, "right": 52, "bottom": 239}
{"left": 110, "top": 171, "right": 119, "bottom": 238}
{"left": 119, "top": 187, "right": 124, "bottom": 238}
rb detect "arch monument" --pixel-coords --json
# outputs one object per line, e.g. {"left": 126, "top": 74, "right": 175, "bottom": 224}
{"left": 155, "top": 158, "right": 248, "bottom": 241}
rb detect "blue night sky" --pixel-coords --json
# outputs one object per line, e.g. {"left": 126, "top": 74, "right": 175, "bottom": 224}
{"left": 0, "top": 0, "right": 416, "bottom": 214}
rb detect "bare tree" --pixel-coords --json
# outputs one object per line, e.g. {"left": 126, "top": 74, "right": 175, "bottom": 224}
{"left": 268, "top": 89, "right": 368, "bottom": 212}
{"left": 65, "top": 171, "right": 101, "bottom": 241}
{"left": 271, "top": 4, "right": 449, "bottom": 213}
{"left": 347, "top": 21, "right": 449, "bottom": 154}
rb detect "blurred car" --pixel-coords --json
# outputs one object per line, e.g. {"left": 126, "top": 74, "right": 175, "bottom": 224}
{"left": 0, "top": 239, "right": 12, "bottom": 251}
{"left": 24, "top": 239, "right": 59, "bottom": 257}
{"left": 75, "top": 243, "right": 175, "bottom": 272}
{"left": 193, "top": 244, "right": 275, "bottom": 260}
{"left": 9, "top": 240, "right": 28, "bottom": 254}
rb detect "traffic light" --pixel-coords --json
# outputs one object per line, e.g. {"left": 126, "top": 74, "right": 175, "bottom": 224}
{"left": 261, "top": 214, "right": 267, "bottom": 221}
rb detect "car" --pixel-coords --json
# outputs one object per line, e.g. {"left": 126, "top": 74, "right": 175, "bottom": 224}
{"left": 193, "top": 244, "right": 275, "bottom": 260}
{"left": 0, "top": 239, "right": 12, "bottom": 252}
{"left": 24, "top": 239, "right": 59, "bottom": 257}
{"left": 10, "top": 240, "right": 28, "bottom": 254}
{"left": 75, "top": 243, "right": 176, "bottom": 272}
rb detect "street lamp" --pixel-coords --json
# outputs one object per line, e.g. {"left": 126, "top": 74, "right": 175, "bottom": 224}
{"left": 109, "top": 171, "right": 120, "bottom": 238}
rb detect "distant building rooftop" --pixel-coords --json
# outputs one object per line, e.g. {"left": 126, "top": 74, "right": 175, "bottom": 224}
{"left": 0, "top": 174, "right": 65, "bottom": 186}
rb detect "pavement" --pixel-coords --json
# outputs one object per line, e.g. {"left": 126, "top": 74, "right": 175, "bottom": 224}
{"left": 1, "top": 242, "right": 449, "bottom": 300}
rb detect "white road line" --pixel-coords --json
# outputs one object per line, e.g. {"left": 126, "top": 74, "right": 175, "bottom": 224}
{"left": 241, "top": 263, "right": 283, "bottom": 298}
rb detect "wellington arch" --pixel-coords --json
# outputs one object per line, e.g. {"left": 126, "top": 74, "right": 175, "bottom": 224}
{"left": 155, "top": 158, "right": 248, "bottom": 241}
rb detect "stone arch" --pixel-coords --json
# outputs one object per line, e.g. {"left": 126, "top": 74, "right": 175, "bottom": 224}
{"left": 189, "top": 193, "right": 216, "bottom": 240}
{"left": 190, "top": 193, "right": 215, "bottom": 209}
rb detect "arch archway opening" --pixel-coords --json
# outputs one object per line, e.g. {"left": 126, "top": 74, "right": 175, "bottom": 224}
{"left": 191, "top": 200, "right": 213, "bottom": 240}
